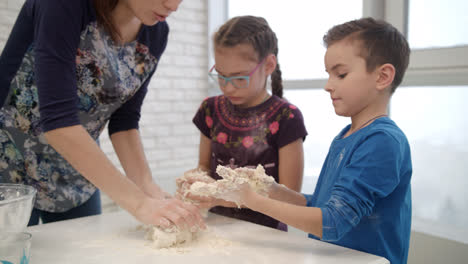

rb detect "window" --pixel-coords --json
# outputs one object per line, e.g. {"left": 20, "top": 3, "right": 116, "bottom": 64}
{"left": 283, "top": 89, "right": 349, "bottom": 192}
{"left": 227, "top": 0, "right": 362, "bottom": 192}
{"left": 228, "top": 0, "right": 362, "bottom": 79}
{"left": 408, "top": 0, "right": 468, "bottom": 49}
{"left": 391, "top": 86, "right": 468, "bottom": 241}
{"left": 209, "top": 0, "right": 468, "bottom": 242}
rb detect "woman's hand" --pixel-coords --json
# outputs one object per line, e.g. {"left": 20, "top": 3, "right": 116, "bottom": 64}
{"left": 135, "top": 196, "right": 206, "bottom": 231}
{"left": 141, "top": 181, "right": 172, "bottom": 200}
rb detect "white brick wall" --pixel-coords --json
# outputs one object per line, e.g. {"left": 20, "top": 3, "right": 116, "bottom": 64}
{"left": 1, "top": 0, "right": 210, "bottom": 208}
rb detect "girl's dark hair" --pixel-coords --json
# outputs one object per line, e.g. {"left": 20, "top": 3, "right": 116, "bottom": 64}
{"left": 323, "top": 17, "right": 410, "bottom": 93}
{"left": 214, "top": 16, "right": 283, "bottom": 98}
{"left": 93, "top": 0, "right": 120, "bottom": 42}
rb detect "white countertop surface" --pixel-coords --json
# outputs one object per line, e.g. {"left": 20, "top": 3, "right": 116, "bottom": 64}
{"left": 27, "top": 210, "right": 389, "bottom": 264}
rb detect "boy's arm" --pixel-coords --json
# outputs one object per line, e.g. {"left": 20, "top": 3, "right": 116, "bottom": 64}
{"left": 278, "top": 138, "right": 304, "bottom": 192}
{"left": 243, "top": 187, "right": 322, "bottom": 237}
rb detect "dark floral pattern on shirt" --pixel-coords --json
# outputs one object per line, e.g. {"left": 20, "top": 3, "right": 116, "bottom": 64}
{"left": 193, "top": 95, "right": 308, "bottom": 229}
{"left": 200, "top": 97, "right": 297, "bottom": 149}
{"left": 0, "top": 22, "right": 157, "bottom": 212}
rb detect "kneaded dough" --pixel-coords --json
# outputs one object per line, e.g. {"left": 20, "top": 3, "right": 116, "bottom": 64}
{"left": 142, "top": 169, "right": 210, "bottom": 249}
{"left": 141, "top": 224, "right": 196, "bottom": 249}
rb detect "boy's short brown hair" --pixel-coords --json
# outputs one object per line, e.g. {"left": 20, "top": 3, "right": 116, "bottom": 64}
{"left": 323, "top": 17, "right": 410, "bottom": 93}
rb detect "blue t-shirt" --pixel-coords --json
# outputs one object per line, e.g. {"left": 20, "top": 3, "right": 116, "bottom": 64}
{"left": 0, "top": 0, "right": 168, "bottom": 212}
{"left": 304, "top": 117, "right": 412, "bottom": 264}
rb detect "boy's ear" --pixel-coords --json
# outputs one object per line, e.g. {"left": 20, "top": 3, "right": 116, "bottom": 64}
{"left": 264, "top": 54, "right": 277, "bottom": 76}
{"left": 376, "top": 63, "right": 396, "bottom": 91}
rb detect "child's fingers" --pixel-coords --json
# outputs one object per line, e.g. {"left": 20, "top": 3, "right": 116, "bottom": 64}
{"left": 185, "top": 192, "right": 213, "bottom": 203}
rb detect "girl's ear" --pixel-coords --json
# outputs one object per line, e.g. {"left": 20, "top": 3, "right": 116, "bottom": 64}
{"left": 264, "top": 54, "right": 277, "bottom": 76}
{"left": 376, "top": 63, "right": 395, "bottom": 91}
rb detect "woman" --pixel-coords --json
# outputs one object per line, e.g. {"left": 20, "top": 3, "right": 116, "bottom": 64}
{"left": 0, "top": 0, "right": 204, "bottom": 230}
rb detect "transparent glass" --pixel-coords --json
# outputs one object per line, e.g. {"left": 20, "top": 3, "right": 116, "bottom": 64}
{"left": 0, "top": 184, "right": 36, "bottom": 232}
{"left": 228, "top": 0, "right": 362, "bottom": 80}
{"left": 390, "top": 86, "right": 468, "bottom": 230}
{"left": 0, "top": 232, "right": 32, "bottom": 264}
{"left": 408, "top": 0, "right": 468, "bottom": 49}
{"left": 283, "top": 89, "right": 349, "bottom": 193}
{"left": 208, "top": 58, "right": 265, "bottom": 89}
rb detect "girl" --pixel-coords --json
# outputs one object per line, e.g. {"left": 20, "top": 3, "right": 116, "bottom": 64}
{"left": 186, "top": 16, "right": 308, "bottom": 230}
{"left": 0, "top": 0, "right": 204, "bottom": 230}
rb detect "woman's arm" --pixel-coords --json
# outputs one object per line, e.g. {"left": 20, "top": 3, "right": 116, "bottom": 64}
{"left": 44, "top": 126, "right": 144, "bottom": 211}
{"left": 44, "top": 125, "right": 204, "bottom": 229}
{"left": 110, "top": 129, "right": 168, "bottom": 199}
{"left": 278, "top": 138, "right": 304, "bottom": 192}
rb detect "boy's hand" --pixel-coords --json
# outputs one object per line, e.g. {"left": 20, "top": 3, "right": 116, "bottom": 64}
{"left": 183, "top": 192, "right": 222, "bottom": 209}
{"left": 221, "top": 182, "right": 255, "bottom": 207}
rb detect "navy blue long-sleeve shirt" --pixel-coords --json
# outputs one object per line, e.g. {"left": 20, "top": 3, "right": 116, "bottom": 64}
{"left": 304, "top": 117, "right": 412, "bottom": 264}
{"left": 0, "top": 0, "right": 168, "bottom": 212}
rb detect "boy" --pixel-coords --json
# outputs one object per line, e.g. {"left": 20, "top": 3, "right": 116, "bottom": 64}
{"left": 221, "top": 17, "right": 412, "bottom": 264}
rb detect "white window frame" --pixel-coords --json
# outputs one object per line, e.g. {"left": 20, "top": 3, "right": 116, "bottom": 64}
{"left": 207, "top": 0, "right": 468, "bottom": 242}
{"left": 208, "top": 0, "right": 468, "bottom": 88}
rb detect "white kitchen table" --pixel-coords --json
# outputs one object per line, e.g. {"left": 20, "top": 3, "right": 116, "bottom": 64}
{"left": 27, "top": 210, "right": 389, "bottom": 264}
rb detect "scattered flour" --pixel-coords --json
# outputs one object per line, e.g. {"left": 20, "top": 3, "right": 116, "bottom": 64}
{"left": 140, "top": 224, "right": 195, "bottom": 249}
{"left": 139, "top": 225, "right": 236, "bottom": 255}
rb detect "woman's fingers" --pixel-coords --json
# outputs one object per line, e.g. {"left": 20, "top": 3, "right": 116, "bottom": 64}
{"left": 156, "top": 217, "right": 171, "bottom": 228}
{"left": 173, "top": 199, "right": 206, "bottom": 229}
{"left": 159, "top": 199, "right": 206, "bottom": 231}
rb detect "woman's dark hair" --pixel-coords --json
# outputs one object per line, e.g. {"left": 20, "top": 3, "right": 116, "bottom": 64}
{"left": 93, "top": 0, "right": 120, "bottom": 42}
{"left": 214, "top": 16, "right": 283, "bottom": 98}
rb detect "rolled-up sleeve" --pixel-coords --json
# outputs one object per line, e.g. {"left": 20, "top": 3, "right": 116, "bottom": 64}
{"left": 107, "top": 77, "right": 149, "bottom": 135}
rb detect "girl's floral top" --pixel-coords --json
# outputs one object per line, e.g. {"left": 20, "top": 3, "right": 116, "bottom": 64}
{"left": 0, "top": 0, "right": 167, "bottom": 212}
{"left": 193, "top": 95, "right": 308, "bottom": 229}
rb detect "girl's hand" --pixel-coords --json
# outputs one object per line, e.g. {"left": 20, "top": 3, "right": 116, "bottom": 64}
{"left": 134, "top": 197, "right": 206, "bottom": 231}
{"left": 175, "top": 169, "right": 214, "bottom": 198}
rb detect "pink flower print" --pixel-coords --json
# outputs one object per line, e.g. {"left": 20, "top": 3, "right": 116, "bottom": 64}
{"left": 289, "top": 104, "right": 297, "bottom": 109}
{"left": 269, "top": 121, "right": 279, "bottom": 135}
{"left": 289, "top": 113, "right": 295, "bottom": 118}
{"left": 242, "top": 136, "right": 254, "bottom": 148}
{"left": 206, "top": 116, "right": 213, "bottom": 128}
{"left": 217, "top": 132, "right": 228, "bottom": 144}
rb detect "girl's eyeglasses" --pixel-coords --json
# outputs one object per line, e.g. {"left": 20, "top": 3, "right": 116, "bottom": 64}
{"left": 208, "top": 58, "right": 266, "bottom": 89}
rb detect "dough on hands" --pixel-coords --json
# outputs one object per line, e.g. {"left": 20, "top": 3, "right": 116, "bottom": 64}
{"left": 186, "top": 164, "right": 275, "bottom": 207}
{"left": 143, "top": 165, "right": 274, "bottom": 249}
